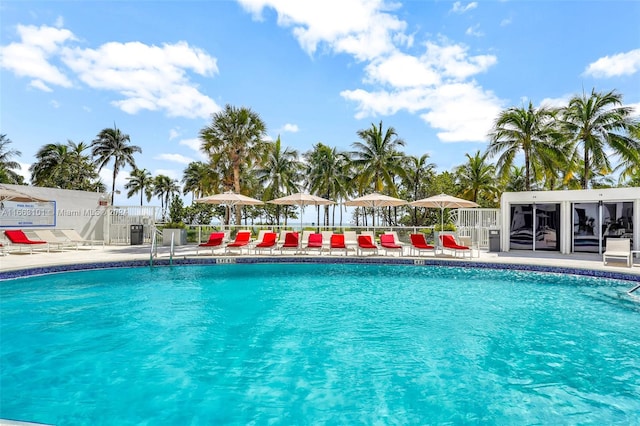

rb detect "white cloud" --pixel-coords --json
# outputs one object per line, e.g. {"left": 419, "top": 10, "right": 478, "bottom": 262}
{"left": 583, "top": 49, "right": 640, "bottom": 78}
{"left": 169, "top": 129, "right": 180, "bottom": 140}
{"left": 49, "top": 100, "right": 61, "bottom": 108}
{"left": 465, "top": 24, "right": 483, "bottom": 37}
{"left": 30, "top": 79, "right": 52, "bottom": 92}
{"left": 281, "top": 123, "right": 299, "bottom": 133}
{"left": 179, "top": 138, "right": 207, "bottom": 160}
{"left": 0, "top": 24, "right": 222, "bottom": 118}
{"left": 365, "top": 52, "right": 441, "bottom": 87}
{"left": 419, "top": 82, "right": 503, "bottom": 142}
{"left": 237, "top": 0, "right": 407, "bottom": 61}
{"left": 63, "top": 40, "right": 221, "bottom": 118}
{"left": 154, "top": 153, "right": 194, "bottom": 164}
{"left": 451, "top": 2, "right": 478, "bottom": 14}
{"left": 500, "top": 17, "right": 512, "bottom": 27}
{"left": 539, "top": 95, "right": 571, "bottom": 109}
{"left": 0, "top": 24, "right": 75, "bottom": 89}
{"left": 153, "top": 169, "right": 180, "bottom": 180}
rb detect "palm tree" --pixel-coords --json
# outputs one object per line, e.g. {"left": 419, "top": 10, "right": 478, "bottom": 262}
{"left": 561, "top": 88, "right": 640, "bottom": 189}
{"left": 0, "top": 134, "right": 22, "bottom": 184}
{"left": 182, "top": 161, "right": 218, "bottom": 201}
{"left": 125, "top": 168, "right": 153, "bottom": 206}
{"left": 92, "top": 125, "right": 142, "bottom": 204}
{"left": 153, "top": 174, "right": 181, "bottom": 221}
{"left": 256, "top": 136, "right": 301, "bottom": 225}
{"left": 454, "top": 150, "right": 497, "bottom": 204}
{"left": 304, "top": 143, "right": 351, "bottom": 226}
{"left": 199, "top": 104, "right": 267, "bottom": 225}
{"left": 486, "top": 101, "right": 567, "bottom": 191}
{"left": 398, "top": 153, "right": 436, "bottom": 225}
{"left": 351, "top": 121, "right": 406, "bottom": 194}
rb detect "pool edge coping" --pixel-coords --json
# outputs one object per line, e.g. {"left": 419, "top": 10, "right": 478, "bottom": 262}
{"left": 1, "top": 256, "right": 639, "bottom": 283}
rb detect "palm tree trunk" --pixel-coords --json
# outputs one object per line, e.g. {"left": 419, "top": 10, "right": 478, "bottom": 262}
{"left": 232, "top": 164, "right": 242, "bottom": 225}
{"left": 111, "top": 168, "right": 117, "bottom": 205}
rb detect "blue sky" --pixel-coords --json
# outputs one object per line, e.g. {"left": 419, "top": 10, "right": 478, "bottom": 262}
{"left": 1, "top": 0, "right": 639, "bottom": 210}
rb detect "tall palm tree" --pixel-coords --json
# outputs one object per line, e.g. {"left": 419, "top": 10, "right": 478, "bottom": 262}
{"left": 153, "top": 174, "right": 181, "bottom": 221}
{"left": 486, "top": 101, "right": 567, "bottom": 191}
{"left": 199, "top": 104, "right": 267, "bottom": 225}
{"left": 0, "top": 134, "right": 22, "bottom": 184}
{"left": 454, "top": 150, "right": 497, "bottom": 204}
{"left": 125, "top": 168, "right": 153, "bottom": 206}
{"left": 351, "top": 121, "right": 406, "bottom": 194}
{"left": 304, "top": 142, "right": 351, "bottom": 226}
{"left": 398, "top": 153, "right": 436, "bottom": 225}
{"left": 561, "top": 88, "right": 640, "bottom": 189}
{"left": 256, "top": 136, "right": 301, "bottom": 225}
{"left": 30, "top": 143, "right": 68, "bottom": 187}
{"left": 92, "top": 125, "right": 142, "bottom": 204}
{"left": 182, "top": 161, "right": 219, "bottom": 201}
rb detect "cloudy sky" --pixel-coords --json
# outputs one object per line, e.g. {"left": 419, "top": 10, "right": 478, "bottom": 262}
{"left": 1, "top": 0, "right": 639, "bottom": 206}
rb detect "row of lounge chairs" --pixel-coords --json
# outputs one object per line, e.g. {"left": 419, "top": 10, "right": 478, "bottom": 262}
{"left": 197, "top": 230, "right": 475, "bottom": 258}
{"left": 1, "top": 229, "right": 103, "bottom": 255}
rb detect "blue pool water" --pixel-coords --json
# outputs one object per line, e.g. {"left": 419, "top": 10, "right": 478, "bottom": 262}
{"left": 1, "top": 264, "right": 639, "bottom": 425}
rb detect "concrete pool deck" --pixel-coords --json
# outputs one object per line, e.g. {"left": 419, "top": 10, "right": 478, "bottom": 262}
{"left": 1, "top": 243, "right": 639, "bottom": 280}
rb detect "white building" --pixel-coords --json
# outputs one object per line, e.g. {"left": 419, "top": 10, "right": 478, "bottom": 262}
{"left": 500, "top": 187, "right": 639, "bottom": 254}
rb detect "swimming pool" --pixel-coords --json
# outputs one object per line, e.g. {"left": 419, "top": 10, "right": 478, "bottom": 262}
{"left": 1, "top": 263, "right": 639, "bottom": 424}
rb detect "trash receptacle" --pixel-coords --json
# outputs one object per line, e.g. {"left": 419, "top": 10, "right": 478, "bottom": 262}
{"left": 489, "top": 229, "right": 500, "bottom": 252}
{"left": 130, "top": 224, "right": 143, "bottom": 245}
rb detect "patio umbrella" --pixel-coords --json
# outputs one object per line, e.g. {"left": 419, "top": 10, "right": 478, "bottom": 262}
{"left": 195, "top": 191, "right": 263, "bottom": 224}
{"left": 268, "top": 192, "right": 335, "bottom": 233}
{"left": 0, "top": 185, "right": 50, "bottom": 203}
{"left": 409, "top": 193, "right": 479, "bottom": 230}
{"left": 344, "top": 192, "right": 407, "bottom": 227}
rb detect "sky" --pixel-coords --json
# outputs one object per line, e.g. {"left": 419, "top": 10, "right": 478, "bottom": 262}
{"left": 1, "top": 0, "right": 639, "bottom": 213}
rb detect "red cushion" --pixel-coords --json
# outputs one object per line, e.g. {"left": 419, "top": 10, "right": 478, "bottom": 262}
{"left": 330, "top": 234, "right": 346, "bottom": 248}
{"left": 307, "top": 233, "right": 323, "bottom": 247}
{"left": 358, "top": 235, "right": 376, "bottom": 248}
{"left": 4, "top": 230, "right": 46, "bottom": 244}
{"left": 283, "top": 232, "right": 299, "bottom": 247}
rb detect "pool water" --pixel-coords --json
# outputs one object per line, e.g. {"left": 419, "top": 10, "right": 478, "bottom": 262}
{"left": 1, "top": 264, "right": 639, "bottom": 424}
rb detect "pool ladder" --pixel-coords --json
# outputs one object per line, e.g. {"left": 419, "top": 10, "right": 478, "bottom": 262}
{"left": 628, "top": 283, "right": 640, "bottom": 296}
{"left": 149, "top": 227, "right": 175, "bottom": 267}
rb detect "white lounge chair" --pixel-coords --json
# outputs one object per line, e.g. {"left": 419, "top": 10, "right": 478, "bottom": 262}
{"left": 603, "top": 238, "right": 632, "bottom": 267}
{"left": 54, "top": 229, "right": 105, "bottom": 248}
{"left": 33, "top": 229, "right": 79, "bottom": 251}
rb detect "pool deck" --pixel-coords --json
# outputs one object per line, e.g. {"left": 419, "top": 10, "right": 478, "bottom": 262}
{"left": 1, "top": 243, "right": 639, "bottom": 280}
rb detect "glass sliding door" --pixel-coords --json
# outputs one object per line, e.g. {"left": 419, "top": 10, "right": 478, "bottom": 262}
{"left": 573, "top": 202, "right": 600, "bottom": 253}
{"left": 534, "top": 203, "right": 560, "bottom": 251}
{"left": 603, "top": 201, "right": 634, "bottom": 248}
{"left": 510, "top": 204, "right": 533, "bottom": 250}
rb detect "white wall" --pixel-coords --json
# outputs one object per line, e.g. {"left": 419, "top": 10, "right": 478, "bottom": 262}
{"left": 2, "top": 185, "right": 108, "bottom": 240}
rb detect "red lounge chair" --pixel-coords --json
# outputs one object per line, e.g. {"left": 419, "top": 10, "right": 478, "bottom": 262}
{"left": 3, "top": 229, "right": 49, "bottom": 253}
{"left": 357, "top": 235, "right": 378, "bottom": 256}
{"left": 304, "top": 233, "right": 323, "bottom": 254}
{"left": 225, "top": 231, "right": 252, "bottom": 254}
{"left": 410, "top": 233, "right": 435, "bottom": 256}
{"left": 196, "top": 232, "right": 225, "bottom": 255}
{"left": 329, "top": 234, "right": 348, "bottom": 255}
{"left": 254, "top": 232, "right": 278, "bottom": 254}
{"left": 280, "top": 232, "right": 299, "bottom": 254}
{"left": 439, "top": 234, "right": 472, "bottom": 259}
{"left": 380, "top": 233, "right": 403, "bottom": 256}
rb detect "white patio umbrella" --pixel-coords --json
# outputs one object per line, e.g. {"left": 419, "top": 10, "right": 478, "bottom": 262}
{"left": 344, "top": 192, "right": 407, "bottom": 227}
{"left": 195, "top": 191, "right": 263, "bottom": 224}
{"left": 409, "top": 193, "right": 479, "bottom": 230}
{"left": 268, "top": 192, "right": 335, "bottom": 232}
